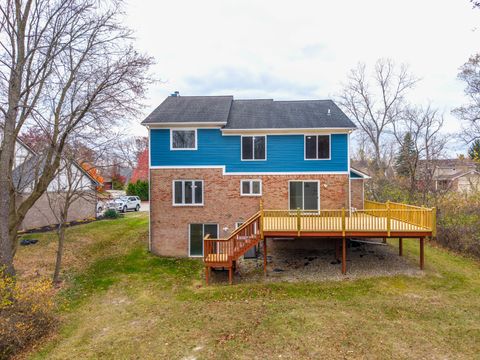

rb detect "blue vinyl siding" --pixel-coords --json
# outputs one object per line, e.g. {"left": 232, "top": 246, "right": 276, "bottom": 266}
{"left": 150, "top": 129, "right": 348, "bottom": 173}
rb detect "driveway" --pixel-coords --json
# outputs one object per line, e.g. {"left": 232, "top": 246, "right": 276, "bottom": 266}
{"left": 140, "top": 201, "right": 150, "bottom": 212}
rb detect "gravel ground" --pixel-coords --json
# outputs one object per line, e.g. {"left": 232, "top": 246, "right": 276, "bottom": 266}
{"left": 209, "top": 240, "right": 423, "bottom": 284}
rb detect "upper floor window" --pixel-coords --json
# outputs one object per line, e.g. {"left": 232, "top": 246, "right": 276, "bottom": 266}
{"left": 171, "top": 129, "right": 197, "bottom": 150}
{"left": 240, "top": 179, "right": 262, "bottom": 196}
{"left": 305, "top": 135, "right": 330, "bottom": 160}
{"left": 173, "top": 180, "right": 203, "bottom": 205}
{"left": 242, "top": 136, "right": 266, "bottom": 160}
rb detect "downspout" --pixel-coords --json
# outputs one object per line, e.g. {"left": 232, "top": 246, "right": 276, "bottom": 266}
{"left": 148, "top": 126, "right": 152, "bottom": 252}
{"left": 348, "top": 132, "right": 352, "bottom": 210}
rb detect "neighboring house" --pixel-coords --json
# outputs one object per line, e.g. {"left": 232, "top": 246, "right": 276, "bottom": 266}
{"left": 142, "top": 95, "right": 369, "bottom": 258}
{"left": 10, "top": 138, "right": 98, "bottom": 230}
{"left": 101, "top": 165, "right": 133, "bottom": 190}
{"left": 419, "top": 159, "right": 480, "bottom": 193}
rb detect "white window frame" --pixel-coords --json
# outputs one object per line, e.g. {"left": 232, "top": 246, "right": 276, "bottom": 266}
{"left": 240, "top": 179, "right": 262, "bottom": 196}
{"left": 170, "top": 129, "right": 198, "bottom": 150}
{"left": 288, "top": 180, "right": 321, "bottom": 211}
{"left": 172, "top": 180, "right": 204, "bottom": 206}
{"left": 241, "top": 135, "right": 267, "bottom": 161}
{"left": 304, "top": 134, "right": 331, "bottom": 160}
{"left": 188, "top": 223, "right": 219, "bottom": 257}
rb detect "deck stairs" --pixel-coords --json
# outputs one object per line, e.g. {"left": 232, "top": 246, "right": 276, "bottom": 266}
{"left": 203, "top": 211, "right": 263, "bottom": 283}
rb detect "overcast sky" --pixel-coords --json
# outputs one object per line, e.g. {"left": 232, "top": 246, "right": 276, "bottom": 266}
{"left": 125, "top": 0, "right": 480, "bottom": 154}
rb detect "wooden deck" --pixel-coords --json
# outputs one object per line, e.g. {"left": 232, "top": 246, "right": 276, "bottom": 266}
{"left": 203, "top": 200, "right": 436, "bottom": 285}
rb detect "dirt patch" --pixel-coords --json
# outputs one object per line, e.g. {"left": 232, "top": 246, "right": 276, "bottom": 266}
{"left": 209, "top": 240, "right": 423, "bottom": 284}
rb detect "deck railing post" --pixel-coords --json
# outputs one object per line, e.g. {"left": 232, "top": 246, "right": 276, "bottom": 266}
{"left": 260, "top": 199, "right": 264, "bottom": 240}
{"left": 296, "top": 207, "right": 301, "bottom": 236}
{"left": 341, "top": 207, "right": 346, "bottom": 237}
{"left": 386, "top": 201, "right": 391, "bottom": 237}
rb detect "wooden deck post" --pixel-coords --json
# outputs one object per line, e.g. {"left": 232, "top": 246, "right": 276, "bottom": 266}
{"left": 228, "top": 266, "right": 233, "bottom": 285}
{"left": 386, "top": 201, "right": 391, "bottom": 237}
{"left": 296, "top": 208, "right": 301, "bottom": 236}
{"left": 259, "top": 199, "right": 264, "bottom": 240}
{"left": 205, "top": 266, "right": 210, "bottom": 286}
{"left": 420, "top": 237, "right": 425, "bottom": 270}
{"left": 263, "top": 237, "right": 267, "bottom": 276}
{"left": 342, "top": 236, "right": 347, "bottom": 275}
{"left": 399, "top": 238, "right": 403, "bottom": 256}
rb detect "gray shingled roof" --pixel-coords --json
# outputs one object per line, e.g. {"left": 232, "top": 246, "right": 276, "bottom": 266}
{"left": 225, "top": 99, "right": 355, "bottom": 129}
{"left": 142, "top": 96, "right": 233, "bottom": 124}
{"left": 142, "top": 96, "right": 356, "bottom": 129}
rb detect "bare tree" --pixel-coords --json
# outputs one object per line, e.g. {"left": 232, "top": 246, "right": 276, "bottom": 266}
{"left": 44, "top": 153, "right": 97, "bottom": 284}
{"left": 393, "top": 105, "right": 448, "bottom": 200}
{"left": 338, "top": 59, "right": 419, "bottom": 172}
{"left": 0, "top": 0, "right": 153, "bottom": 276}
{"left": 454, "top": 54, "right": 480, "bottom": 143}
{"left": 113, "top": 136, "right": 148, "bottom": 169}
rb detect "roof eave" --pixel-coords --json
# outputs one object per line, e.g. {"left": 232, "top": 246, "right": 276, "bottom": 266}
{"left": 142, "top": 121, "right": 227, "bottom": 128}
{"left": 221, "top": 127, "right": 356, "bottom": 135}
{"left": 350, "top": 167, "right": 371, "bottom": 179}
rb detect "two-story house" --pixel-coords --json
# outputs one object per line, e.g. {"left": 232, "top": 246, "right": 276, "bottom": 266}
{"left": 142, "top": 95, "right": 369, "bottom": 258}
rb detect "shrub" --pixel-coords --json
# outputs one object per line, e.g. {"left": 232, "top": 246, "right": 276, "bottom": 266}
{"left": 126, "top": 180, "right": 149, "bottom": 201}
{"left": 0, "top": 273, "right": 56, "bottom": 359}
{"left": 104, "top": 208, "right": 119, "bottom": 219}
{"left": 436, "top": 192, "right": 480, "bottom": 258}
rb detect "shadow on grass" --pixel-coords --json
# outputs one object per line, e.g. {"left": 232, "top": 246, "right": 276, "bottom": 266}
{"left": 61, "top": 246, "right": 203, "bottom": 310}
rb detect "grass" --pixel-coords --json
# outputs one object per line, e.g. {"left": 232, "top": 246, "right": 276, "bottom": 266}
{"left": 14, "top": 213, "right": 480, "bottom": 359}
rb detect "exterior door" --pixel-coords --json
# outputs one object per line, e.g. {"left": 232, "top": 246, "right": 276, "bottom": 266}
{"left": 189, "top": 223, "right": 218, "bottom": 257}
{"left": 289, "top": 181, "right": 319, "bottom": 210}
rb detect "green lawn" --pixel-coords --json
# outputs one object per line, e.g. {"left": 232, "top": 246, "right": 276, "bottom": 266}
{"left": 15, "top": 213, "right": 480, "bottom": 359}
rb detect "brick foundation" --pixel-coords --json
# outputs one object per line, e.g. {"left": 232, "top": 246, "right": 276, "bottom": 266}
{"left": 150, "top": 168, "right": 359, "bottom": 257}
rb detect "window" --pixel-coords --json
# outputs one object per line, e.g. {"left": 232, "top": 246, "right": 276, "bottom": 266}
{"left": 171, "top": 129, "right": 197, "bottom": 150}
{"left": 189, "top": 223, "right": 218, "bottom": 256}
{"left": 240, "top": 179, "right": 262, "bottom": 196}
{"left": 173, "top": 180, "right": 203, "bottom": 205}
{"left": 289, "top": 181, "right": 319, "bottom": 210}
{"left": 241, "top": 136, "right": 266, "bottom": 160}
{"left": 305, "top": 135, "right": 330, "bottom": 159}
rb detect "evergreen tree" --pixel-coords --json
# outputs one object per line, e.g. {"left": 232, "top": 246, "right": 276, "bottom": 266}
{"left": 468, "top": 139, "right": 480, "bottom": 161}
{"left": 395, "top": 132, "right": 417, "bottom": 177}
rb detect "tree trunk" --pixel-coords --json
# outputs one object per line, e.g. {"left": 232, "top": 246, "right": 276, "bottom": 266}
{"left": 0, "top": 129, "right": 17, "bottom": 277}
{"left": 53, "top": 206, "right": 69, "bottom": 284}
{"left": 53, "top": 222, "right": 66, "bottom": 284}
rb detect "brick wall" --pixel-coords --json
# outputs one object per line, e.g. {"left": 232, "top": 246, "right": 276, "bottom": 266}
{"left": 350, "top": 179, "right": 364, "bottom": 209}
{"left": 150, "top": 168, "right": 356, "bottom": 257}
{"left": 19, "top": 192, "right": 96, "bottom": 230}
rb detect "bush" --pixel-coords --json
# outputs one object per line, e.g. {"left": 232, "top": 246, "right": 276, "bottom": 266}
{"left": 104, "top": 208, "right": 119, "bottom": 219}
{"left": 436, "top": 192, "right": 480, "bottom": 258}
{"left": 126, "top": 180, "right": 149, "bottom": 201}
{"left": 0, "top": 273, "right": 56, "bottom": 359}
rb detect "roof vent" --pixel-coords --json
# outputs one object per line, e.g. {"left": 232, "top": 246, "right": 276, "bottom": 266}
{"left": 327, "top": 108, "right": 331, "bottom": 116}
{"left": 171, "top": 91, "right": 180, "bottom": 97}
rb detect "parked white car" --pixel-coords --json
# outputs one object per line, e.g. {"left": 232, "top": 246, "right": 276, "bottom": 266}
{"left": 96, "top": 201, "right": 106, "bottom": 214}
{"left": 109, "top": 196, "right": 141, "bottom": 213}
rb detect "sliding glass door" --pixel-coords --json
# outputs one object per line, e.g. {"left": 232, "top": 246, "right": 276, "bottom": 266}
{"left": 189, "top": 223, "right": 218, "bottom": 256}
{"left": 289, "top": 181, "right": 319, "bottom": 211}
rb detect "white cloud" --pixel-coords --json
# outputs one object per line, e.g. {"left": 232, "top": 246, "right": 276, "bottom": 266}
{"left": 125, "top": 0, "right": 480, "bottom": 154}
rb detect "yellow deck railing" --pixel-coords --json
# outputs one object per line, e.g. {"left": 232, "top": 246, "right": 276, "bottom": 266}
{"left": 262, "top": 200, "right": 436, "bottom": 237}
